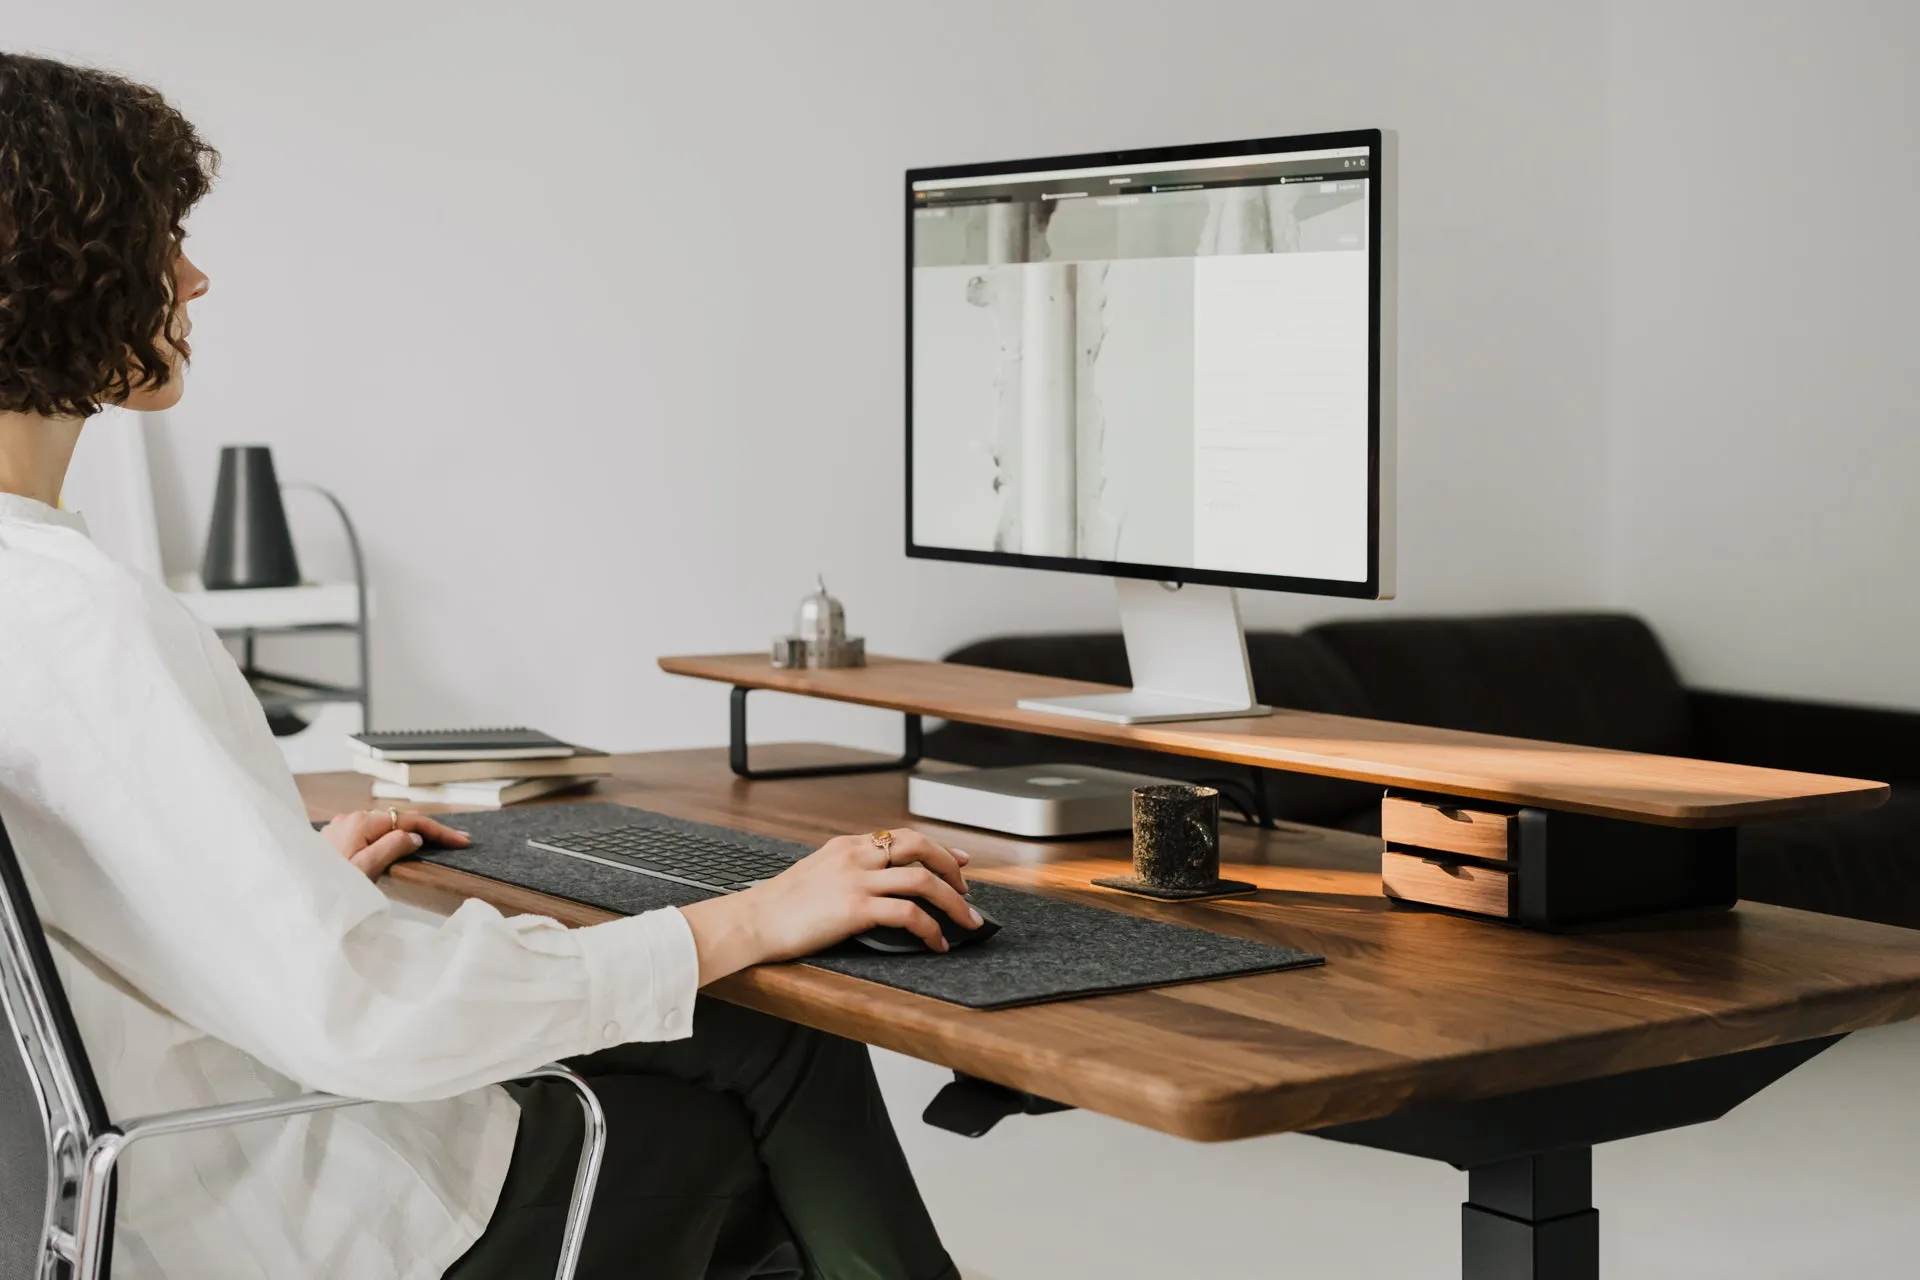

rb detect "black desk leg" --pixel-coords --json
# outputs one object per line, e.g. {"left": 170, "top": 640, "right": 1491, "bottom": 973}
{"left": 729, "top": 685, "right": 924, "bottom": 781}
{"left": 1312, "top": 1036, "right": 1841, "bottom": 1280}
{"left": 1462, "top": 1148, "right": 1598, "bottom": 1280}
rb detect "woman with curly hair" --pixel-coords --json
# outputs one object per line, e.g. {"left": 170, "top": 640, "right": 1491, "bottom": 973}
{"left": 0, "top": 52, "right": 965, "bottom": 1280}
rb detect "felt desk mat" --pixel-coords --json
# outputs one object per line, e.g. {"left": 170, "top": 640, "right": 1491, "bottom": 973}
{"left": 419, "top": 802, "right": 1322, "bottom": 1010}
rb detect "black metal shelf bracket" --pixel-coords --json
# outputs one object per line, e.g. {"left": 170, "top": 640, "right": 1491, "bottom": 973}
{"left": 728, "top": 685, "right": 924, "bottom": 781}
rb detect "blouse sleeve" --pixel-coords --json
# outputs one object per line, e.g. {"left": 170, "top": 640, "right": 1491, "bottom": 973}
{"left": 0, "top": 557, "right": 698, "bottom": 1102}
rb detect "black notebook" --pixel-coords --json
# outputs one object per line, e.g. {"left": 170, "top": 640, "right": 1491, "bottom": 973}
{"left": 348, "top": 727, "right": 578, "bottom": 763}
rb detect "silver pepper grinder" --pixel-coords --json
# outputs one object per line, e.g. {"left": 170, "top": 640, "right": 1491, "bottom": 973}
{"left": 772, "top": 576, "right": 866, "bottom": 669}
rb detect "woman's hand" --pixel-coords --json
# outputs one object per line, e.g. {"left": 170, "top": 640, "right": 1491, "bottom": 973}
{"left": 679, "top": 828, "right": 980, "bottom": 984}
{"left": 321, "top": 808, "right": 472, "bottom": 881}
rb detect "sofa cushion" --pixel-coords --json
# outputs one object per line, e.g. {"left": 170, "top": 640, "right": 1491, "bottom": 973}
{"left": 929, "top": 631, "right": 1382, "bottom": 827}
{"left": 939, "top": 630, "right": 1377, "bottom": 717}
{"left": 1305, "top": 613, "right": 1697, "bottom": 757}
{"left": 1738, "top": 785, "right": 1920, "bottom": 930}
{"left": 1690, "top": 690, "right": 1920, "bottom": 787}
{"left": 939, "top": 632, "right": 1134, "bottom": 690}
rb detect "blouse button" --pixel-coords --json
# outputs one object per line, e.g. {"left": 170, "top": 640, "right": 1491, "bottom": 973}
{"left": 602, "top": 1021, "right": 621, "bottom": 1043}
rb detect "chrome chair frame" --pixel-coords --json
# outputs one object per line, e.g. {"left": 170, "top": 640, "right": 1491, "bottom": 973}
{"left": 0, "top": 815, "right": 606, "bottom": 1280}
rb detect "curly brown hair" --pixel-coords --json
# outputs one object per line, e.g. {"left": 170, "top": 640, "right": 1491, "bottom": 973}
{"left": 0, "top": 53, "right": 218, "bottom": 418}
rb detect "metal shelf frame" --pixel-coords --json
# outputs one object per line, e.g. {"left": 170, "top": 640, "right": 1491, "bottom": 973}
{"left": 218, "top": 484, "right": 372, "bottom": 730}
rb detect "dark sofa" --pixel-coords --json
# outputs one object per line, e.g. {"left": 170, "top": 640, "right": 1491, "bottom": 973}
{"left": 923, "top": 613, "right": 1920, "bottom": 930}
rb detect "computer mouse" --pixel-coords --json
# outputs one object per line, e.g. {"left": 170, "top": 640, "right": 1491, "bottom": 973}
{"left": 855, "top": 898, "right": 1001, "bottom": 954}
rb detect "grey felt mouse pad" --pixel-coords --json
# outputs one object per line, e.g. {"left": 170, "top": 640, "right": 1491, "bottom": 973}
{"left": 419, "top": 802, "right": 1323, "bottom": 1010}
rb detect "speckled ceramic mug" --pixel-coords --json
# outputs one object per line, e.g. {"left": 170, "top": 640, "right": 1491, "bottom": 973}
{"left": 1130, "top": 784, "right": 1221, "bottom": 891}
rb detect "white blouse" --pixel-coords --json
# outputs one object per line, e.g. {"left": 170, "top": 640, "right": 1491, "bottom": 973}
{"left": 0, "top": 494, "right": 700, "bottom": 1279}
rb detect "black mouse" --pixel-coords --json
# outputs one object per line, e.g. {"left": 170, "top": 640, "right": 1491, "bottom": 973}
{"left": 855, "top": 898, "right": 1001, "bottom": 954}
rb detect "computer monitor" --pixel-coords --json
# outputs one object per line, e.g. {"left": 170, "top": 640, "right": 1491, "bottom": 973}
{"left": 906, "top": 128, "right": 1396, "bottom": 723}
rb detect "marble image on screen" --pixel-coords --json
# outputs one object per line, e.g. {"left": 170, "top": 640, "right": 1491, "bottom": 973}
{"left": 911, "top": 257, "right": 1197, "bottom": 567}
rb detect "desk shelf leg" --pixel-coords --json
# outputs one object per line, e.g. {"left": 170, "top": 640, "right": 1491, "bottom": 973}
{"left": 1462, "top": 1148, "right": 1598, "bottom": 1280}
{"left": 729, "top": 685, "right": 923, "bottom": 781}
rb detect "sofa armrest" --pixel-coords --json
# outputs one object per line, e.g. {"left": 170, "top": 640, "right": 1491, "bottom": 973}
{"left": 1689, "top": 689, "right": 1920, "bottom": 785}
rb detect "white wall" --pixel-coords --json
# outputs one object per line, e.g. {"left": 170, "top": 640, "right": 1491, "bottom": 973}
{"left": 16, "top": 0, "right": 1611, "bottom": 756}
{"left": 13, "top": 4, "right": 1920, "bottom": 1278}
{"left": 1603, "top": 1, "right": 1920, "bottom": 708}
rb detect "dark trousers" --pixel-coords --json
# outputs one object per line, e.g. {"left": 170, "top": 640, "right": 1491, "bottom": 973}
{"left": 444, "top": 999, "right": 958, "bottom": 1280}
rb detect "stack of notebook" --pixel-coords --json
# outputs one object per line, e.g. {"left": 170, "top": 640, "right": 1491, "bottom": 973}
{"left": 348, "top": 728, "right": 611, "bottom": 808}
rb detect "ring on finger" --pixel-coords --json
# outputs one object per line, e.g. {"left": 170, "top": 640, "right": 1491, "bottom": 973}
{"left": 869, "top": 829, "right": 894, "bottom": 866}
{"left": 387, "top": 807, "right": 400, "bottom": 832}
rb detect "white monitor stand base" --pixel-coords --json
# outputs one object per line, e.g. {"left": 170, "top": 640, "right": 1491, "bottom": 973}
{"left": 1016, "top": 578, "right": 1271, "bottom": 725}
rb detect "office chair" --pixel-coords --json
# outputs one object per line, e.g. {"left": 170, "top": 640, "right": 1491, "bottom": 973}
{"left": 0, "top": 812, "right": 607, "bottom": 1280}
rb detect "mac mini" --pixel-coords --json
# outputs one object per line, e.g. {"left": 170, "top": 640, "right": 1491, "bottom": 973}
{"left": 907, "top": 764, "right": 1177, "bottom": 838}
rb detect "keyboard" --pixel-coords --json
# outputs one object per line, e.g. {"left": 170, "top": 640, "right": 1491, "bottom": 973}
{"left": 526, "top": 823, "right": 800, "bottom": 894}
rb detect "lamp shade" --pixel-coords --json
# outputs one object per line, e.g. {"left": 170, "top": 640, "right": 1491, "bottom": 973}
{"left": 201, "top": 445, "right": 301, "bottom": 590}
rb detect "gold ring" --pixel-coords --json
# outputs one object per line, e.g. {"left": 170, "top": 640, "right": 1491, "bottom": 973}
{"left": 387, "top": 807, "right": 401, "bottom": 831}
{"left": 870, "top": 830, "right": 894, "bottom": 863}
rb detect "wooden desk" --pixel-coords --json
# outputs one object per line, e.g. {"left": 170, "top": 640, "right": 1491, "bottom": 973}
{"left": 301, "top": 746, "right": 1920, "bottom": 1137}
{"left": 302, "top": 747, "right": 1920, "bottom": 1278}
{"left": 303, "top": 752, "right": 1920, "bottom": 1274}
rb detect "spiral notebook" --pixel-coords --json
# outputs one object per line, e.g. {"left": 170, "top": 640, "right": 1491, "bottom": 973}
{"left": 348, "top": 727, "right": 578, "bottom": 763}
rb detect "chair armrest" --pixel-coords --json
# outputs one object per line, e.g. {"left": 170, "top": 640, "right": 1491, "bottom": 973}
{"left": 1689, "top": 689, "right": 1920, "bottom": 784}
{"left": 69, "top": 1092, "right": 370, "bottom": 1273}
{"left": 71, "top": 1063, "right": 605, "bottom": 1280}
{"left": 101, "top": 1089, "right": 370, "bottom": 1146}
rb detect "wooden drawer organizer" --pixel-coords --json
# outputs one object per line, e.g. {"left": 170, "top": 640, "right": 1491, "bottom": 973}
{"left": 1380, "top": 792, "right": 1738, "bottom": 929}
{"left": 1382, "top": 795, "right": 1520, "bottom": 919}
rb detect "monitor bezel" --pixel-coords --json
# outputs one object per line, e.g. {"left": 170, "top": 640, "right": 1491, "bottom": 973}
{"left": 904, "top": 126, "right": 1388, "bottom": 600}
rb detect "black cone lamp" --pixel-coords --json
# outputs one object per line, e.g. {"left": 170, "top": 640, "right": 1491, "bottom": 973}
{"left": 201, "top": 445, "right": 301, "bottom": 589}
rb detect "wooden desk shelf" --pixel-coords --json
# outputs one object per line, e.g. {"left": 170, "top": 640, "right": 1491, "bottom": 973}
{"left": 659, "top": 654, "right": 1883, "bottom": 826}
{"left": 660, "top": 653, "right": 1888, "bottom": 927}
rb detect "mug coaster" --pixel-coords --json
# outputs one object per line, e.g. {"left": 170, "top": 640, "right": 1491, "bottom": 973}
{"left": 1092, "top": 875, "right": 1260, "bottom": 902}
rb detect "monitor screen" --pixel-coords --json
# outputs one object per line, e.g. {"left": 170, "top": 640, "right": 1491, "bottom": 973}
{"left": 906, "top": 129, "right": 1391, "bottom": 598}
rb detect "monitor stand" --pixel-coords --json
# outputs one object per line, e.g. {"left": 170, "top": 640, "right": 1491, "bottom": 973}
{"left": 1016, "top": 578, "right": 1270, "bottom": 725}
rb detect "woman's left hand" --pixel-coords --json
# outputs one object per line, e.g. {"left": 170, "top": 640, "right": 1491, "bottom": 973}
{"left": 321, "top": 808, "right": 472, "bottom": 880}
